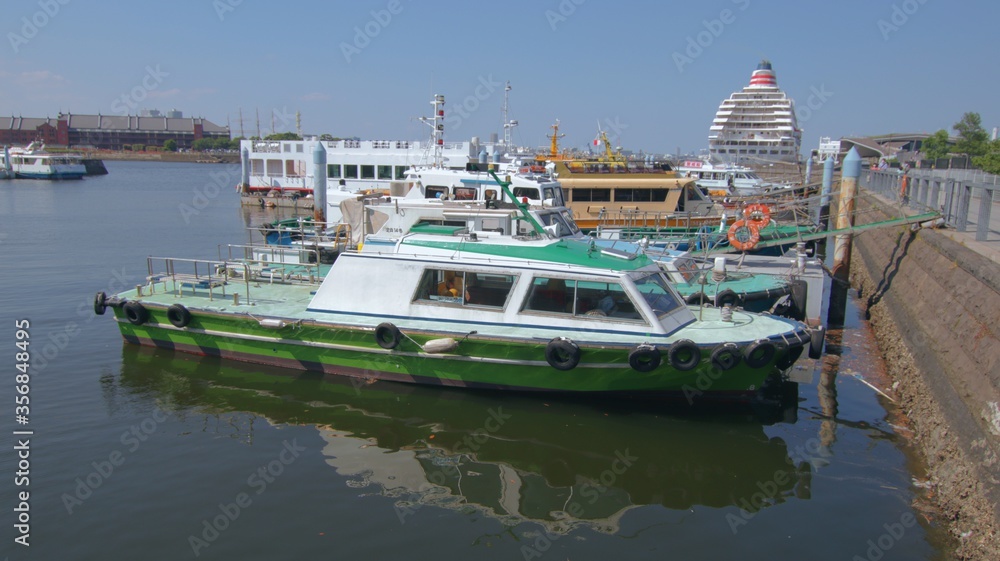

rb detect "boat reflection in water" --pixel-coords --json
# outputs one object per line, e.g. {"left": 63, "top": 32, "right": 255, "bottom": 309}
{"left": 114, "top": 346, "right": 812, "bottom": 534}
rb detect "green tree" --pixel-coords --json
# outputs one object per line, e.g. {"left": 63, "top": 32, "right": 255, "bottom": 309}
{"left": 920, "top": 129, "right": 950, "bottom": 160}
{"left": 191, "top": 138, "right": 213, "bottom": 151}
{"left": 972, "top": 139, "right": 1000, "bottom": 175}
{"left": 264, "top": 131, "right": 302, "bottom": 140}
{"left": 952, "top": 112, "right": 988, "bottom": 156}
{"left": 163, "top": 139, "right": 178, "bottom": 152}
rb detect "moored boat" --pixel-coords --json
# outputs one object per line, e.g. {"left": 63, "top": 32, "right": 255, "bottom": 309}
{"left": 97, "top": 174, "right": 819, "bottom": 401}
{"left": 674, "top": 158, "right": 772, "bottom": 198}
{"left": 2, "top": 141, "right": 86, "bottom": 179}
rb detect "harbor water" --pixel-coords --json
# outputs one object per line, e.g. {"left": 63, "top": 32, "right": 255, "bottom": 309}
{"left": 0, "top": 161, "right": 953, "bottom": 560}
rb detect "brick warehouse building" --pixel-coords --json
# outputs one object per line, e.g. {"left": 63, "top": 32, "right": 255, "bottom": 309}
{"left": 0, "top": 113, "right": 230, "bottom": 150}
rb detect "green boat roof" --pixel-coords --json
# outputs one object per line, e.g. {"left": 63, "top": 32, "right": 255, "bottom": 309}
{"left": 401, "top": 237, "right": 656, "bottom": 271}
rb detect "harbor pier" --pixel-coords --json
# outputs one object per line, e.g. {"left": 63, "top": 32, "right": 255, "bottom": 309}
{"left": 850, "top": 168, "right": 1000, "bottom": 557}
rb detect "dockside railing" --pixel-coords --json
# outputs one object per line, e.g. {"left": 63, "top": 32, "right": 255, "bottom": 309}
{"left": 861, "top": 168, "right": 998, "bottom": 242}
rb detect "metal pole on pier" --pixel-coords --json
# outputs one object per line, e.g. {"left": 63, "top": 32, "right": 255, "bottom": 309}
{"left": 819, "top": 156, "right": 834, "bottom": 230}
{"left": 240, "top": 146, "right": 249, "bottom": 192}
{"left": 827, "top": 147, "right": 861, "bottom": 327}
{"left": 804, "top": 157, "right": 813, "bottom": 186}
{"left": 312, "top": 141, "right": 327, "bottom": 224}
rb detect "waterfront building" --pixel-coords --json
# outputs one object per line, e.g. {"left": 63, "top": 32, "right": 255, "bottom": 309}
{"left": 0, "top": 112, "right": 230, "bottom": 150}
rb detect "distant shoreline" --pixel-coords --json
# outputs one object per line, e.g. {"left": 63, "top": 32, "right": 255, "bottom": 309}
{"left": 81, "top": 151, "right": 240, "bottom": 164}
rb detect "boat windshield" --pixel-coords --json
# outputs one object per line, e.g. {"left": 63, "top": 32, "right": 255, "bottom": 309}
{"left": 535, "top": 210, "right": 580, "bottom": 238}
{"left": 631, "top": 271, "right": 683, "bottom": 319}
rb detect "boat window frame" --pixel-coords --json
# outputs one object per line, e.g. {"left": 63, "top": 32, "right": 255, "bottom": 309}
{"left": 520, "top": 275, "right": 649, "bottom": 325}
{"left": 628, "top": 270, "right": 684, "bottom": 321}
{"left": 412, "top": 267, "right": 519, "bottom": 310}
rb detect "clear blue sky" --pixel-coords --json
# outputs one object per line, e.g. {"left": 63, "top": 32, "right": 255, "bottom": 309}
{"left": 2, "top": 0, "right": 997, "bottom": 155}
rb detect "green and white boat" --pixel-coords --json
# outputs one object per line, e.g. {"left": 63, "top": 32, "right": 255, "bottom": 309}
{"left": 96, "top": 191, "right": 819, "bottom": 402}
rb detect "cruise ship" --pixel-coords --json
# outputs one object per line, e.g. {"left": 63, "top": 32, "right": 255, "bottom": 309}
{"left": 708, "top": 60, "right": 801, "bottom": 165}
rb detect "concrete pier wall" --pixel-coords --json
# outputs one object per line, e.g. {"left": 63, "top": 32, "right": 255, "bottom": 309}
{"left": 849, "top": 193, "right": 1000, "bottom": 558}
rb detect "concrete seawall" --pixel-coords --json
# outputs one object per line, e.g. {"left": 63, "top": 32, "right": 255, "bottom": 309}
{"left": 849, "top": 193, "right": 1000, "bottom": 558}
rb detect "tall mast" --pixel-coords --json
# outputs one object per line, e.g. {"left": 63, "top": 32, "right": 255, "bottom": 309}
{"left": 547, "top": 120, "right": 564, "bottom": 159}
{"left": 418, "top": 94, "right": 446, "bottom": 168}
{"left": 502, "top": 81, "right": 517, "bottom": 149}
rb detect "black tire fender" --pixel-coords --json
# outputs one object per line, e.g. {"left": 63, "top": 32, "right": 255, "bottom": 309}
{"left": 668, "top": 339, "right": 701, "bottom": 371}
{"left": 711, "top": 342, "right": 742, "bottom": 371}
{"left": 94, "top": 291, "right": 108, "bottom": 316}
{"left": 375, "top": 322, "right": 402, "bottom": 350}
{"left": 744, "top": 339, "right": 776, "bottom": 368}
{"left": 123, "top": 301, "right": 148, "bottom": 325}
{"left": 545, "top": 337, "right": 581, "bottom": 371}
{"left": 715, "top": 288, "right": 740, "bottom": 308}
{"left": 628, "top": 344, "right": 661, "bottom": 372}
{"left": 167, "top": 304, "right": 192, "bottom": 328}
{"left": 684, "top": 291, "right": 705, "bottom": 305}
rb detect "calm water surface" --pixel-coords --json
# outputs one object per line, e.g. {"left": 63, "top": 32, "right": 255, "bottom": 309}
{"left": 0, "top": 161, "right": 951, "bottom": 560}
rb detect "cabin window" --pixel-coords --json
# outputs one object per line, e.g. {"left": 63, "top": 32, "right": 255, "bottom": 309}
{"left": 266, "top": 160, "right": 282, "bottom": 177}
{"left": 572, "top": 188, "right": 611, "bottom": 202}
{"left": 454, "top": 187, "right": 477, "bottom": 200}
{"left": 524, "top": 277, "right": 574, "bottom": 314}
{"left": 394, "top": 166, "right": 408, "bottom": 179}
{"left": 344, "top": 165, "right": 358, "bottom": 179}
{"left": 378, "top": 165, "right": 393, "bottom": 180}
{"left": 361, "top": 165, "right": 375, "bottom": 179}
{"left": 631, "top": 272, "right": 682, "bottom": 319}
{"left": 573, "top": 280, "right": 644, "bottom": 321}
{"left": 251, "top": 159, "right": 264, "bottom": 175}
{"left": 615, "top": 188, "right": 662, "bottom": 202}
{"left": 512, "top": 187, "right": 539, "bottom": 201}
{"left": 296, "top": 144, "right": 304, "bottom": 153}
{"left": 535, "top": 211, "right": 580, "bottom": 237}
{"left": 414, "top": 269, "right": 516, "bottom": 309}
{"left": 327, "top": 164, "right": 342, "bottom": 178}
{"left": 285, "top": 160, "right": 305, "bottom": 177}
{"left": 542, "top": 187, "right": 565, "bottom": 206}
{"left": 425, "top": 185, "right": 448, "bottom": 199}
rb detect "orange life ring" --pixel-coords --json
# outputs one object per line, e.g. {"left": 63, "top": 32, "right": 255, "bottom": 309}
{"left": 743, "top": 203, "right": 771, "bottom": 229}
{"left": 727, "top": 219, "right": 760, "bottom": 252}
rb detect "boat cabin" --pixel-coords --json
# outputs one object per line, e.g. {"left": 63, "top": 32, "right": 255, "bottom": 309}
{"left": 308, "top": 249, "right": 693, "bottom": 337}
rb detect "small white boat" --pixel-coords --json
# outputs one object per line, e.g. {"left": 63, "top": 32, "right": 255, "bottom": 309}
{"left": 2, "top": 142, "right": 86, "bottom": 180}
{"left": 674, "top": 159, "right": 770, "bottom": 197}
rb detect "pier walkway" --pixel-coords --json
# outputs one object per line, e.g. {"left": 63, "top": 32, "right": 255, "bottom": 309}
{"left": 862, "top": 167, "right": 1000, "bottom": 263}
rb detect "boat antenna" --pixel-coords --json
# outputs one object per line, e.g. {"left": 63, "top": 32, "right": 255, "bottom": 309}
{"left": 418, "top": 94, "right": 446, "bottom": 168}
{"left": 502, "top": 81, "right": 517, "bottom": 150}
{"left": 487, "top": 169, "right": 547, "bottom": 236}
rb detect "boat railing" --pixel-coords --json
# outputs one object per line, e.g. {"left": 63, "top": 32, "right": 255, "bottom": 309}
{"left": 219, "top": 244, "right": 324, "bottom": 284}
{"left": 595, "top": 209, "right": 711, "bottom": 232}
{"left": 862, "top": 168, "right": 997, "bottom": 242}
{"left": 144, "top": 257, "right": 252, "bottom": 302}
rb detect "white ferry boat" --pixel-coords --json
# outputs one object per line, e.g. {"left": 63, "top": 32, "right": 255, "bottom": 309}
{"left": 708, "top": 60, "right": 801, "bottom": 165}
{"left": 237, "top": 95, "right": 492, "bottom": 207}
{"left": 674, "top": 159, "right": 769, "bottom": 197}
{"left": 2, "top": 142, "right": 86, "bottom": 179}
